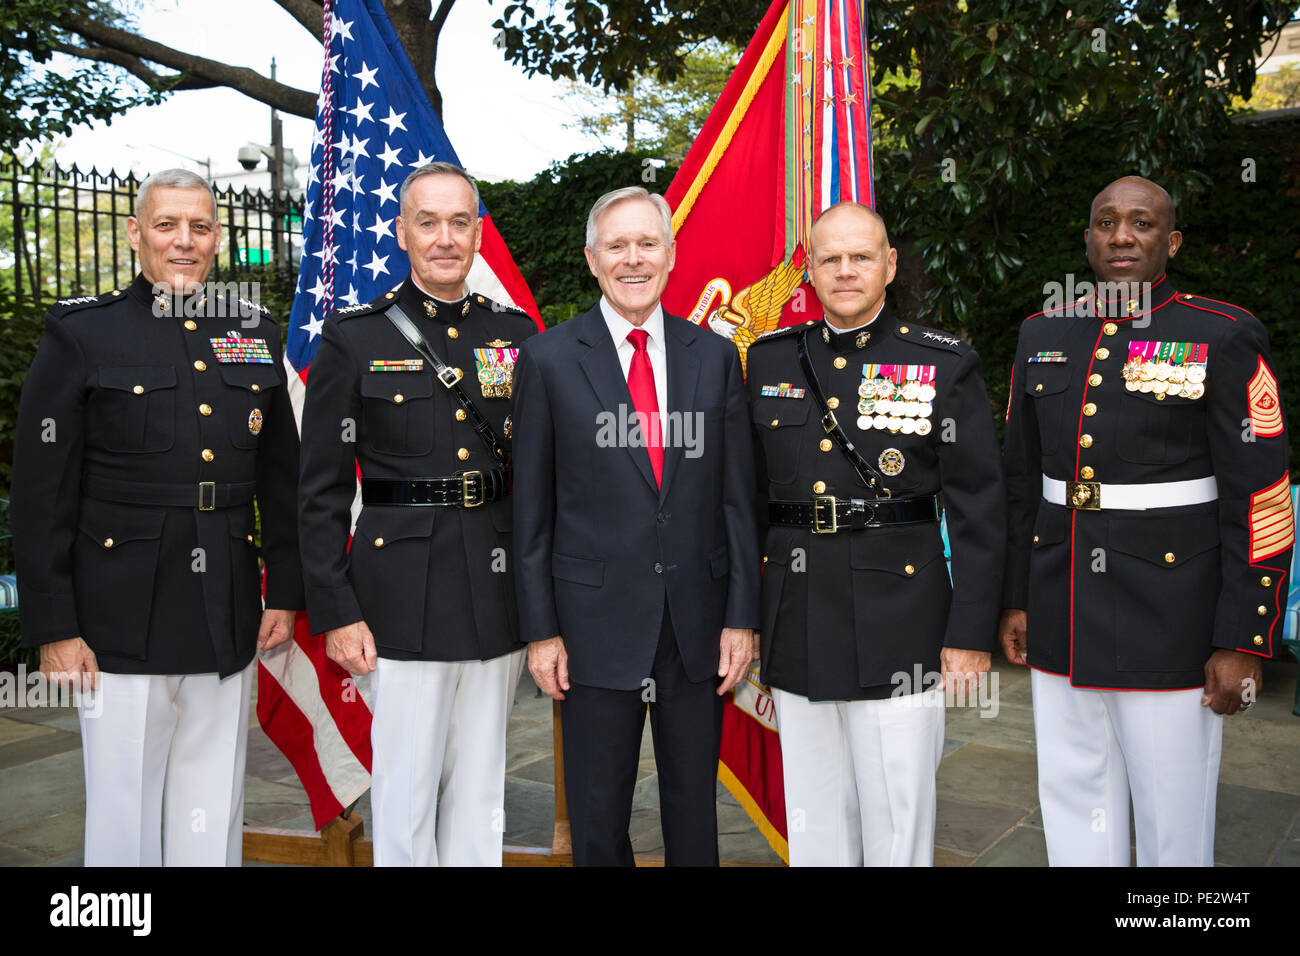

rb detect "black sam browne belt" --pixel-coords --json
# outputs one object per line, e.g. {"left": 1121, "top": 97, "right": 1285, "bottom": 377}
{"left": 768, "top": 494, "right": 940, "bottom": 534}
{"left": 361, "top": 469, "right": 509, "bottom": 508}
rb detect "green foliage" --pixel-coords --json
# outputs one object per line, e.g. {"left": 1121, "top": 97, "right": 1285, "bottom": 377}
{"left": 480, "top": 150, "right": 679, "bottom": 326}
{"left": 0, "top": 612, "right": 35, "bottom": 672}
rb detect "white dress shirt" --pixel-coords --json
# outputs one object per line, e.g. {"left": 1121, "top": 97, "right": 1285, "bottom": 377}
{"left": 821, "top": 301, "right": 886, "bottom": 336}
{"left": 600, "top": 296, "right": 668, "bottom": 411}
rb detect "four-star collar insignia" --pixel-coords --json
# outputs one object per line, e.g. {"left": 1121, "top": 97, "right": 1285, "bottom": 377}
{"left": 921, "top": 330, "right": 962, "bottom": 347}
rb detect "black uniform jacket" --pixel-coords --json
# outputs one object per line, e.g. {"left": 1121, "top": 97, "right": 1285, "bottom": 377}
{"left": 1003, "top": 275, "right": 1293, "bottom": 690}
{"left": 510, "top": 305, "right": 761, "bottom": 691}
{"left": 12, "top": 274, "right": 305, "bottom": 677}
{"left": 747, "top": 309, "right": 1006, "bottom": 700}
{"left": 298, "top": 278, "right": 537, "bottom": 661}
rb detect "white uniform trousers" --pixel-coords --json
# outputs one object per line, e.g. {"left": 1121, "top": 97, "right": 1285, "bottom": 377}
{"left": 772, "top": 686, "right": 945, "bottom": 866}
{"left": 77, "top": 662, "right": 254, "bottom": 867}
{"left": 1031, "top": 668, "right": 1222, "bottom": 866}
{"left": 370, "top": 649, "right": 525, "bottom": 866}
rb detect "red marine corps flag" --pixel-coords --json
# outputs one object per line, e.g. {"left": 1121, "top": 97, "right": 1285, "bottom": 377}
{"left": 662, "top": 0, "right": 878, "bottom": 862}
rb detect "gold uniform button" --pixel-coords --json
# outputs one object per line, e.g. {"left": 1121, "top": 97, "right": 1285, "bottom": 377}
{"left": 454, "top": 367, "right": 463, "bottom": 379}
{"left": 1083, "top": 403, "right": 1097, "bottom": 417}
{"left": 1079, "top": 434, "right": 1093, "bottom": 448}
{"left": 1257, "top": 605, "right": 1268, "bottom": 616}
{"left": 251, "top": 384, "right": 260, "bottom": 393}
{"left": 385, "top": 292, "right": 395, "bottom": 300}
{"left": 900, "top": 326, "right": 910, "bottom": 333}
{"left": 762, "top": 556, "right": 769, "bottom": 564}
{"left": 819, "top": 439, "right": 833, "bottom": 452}
{"left": 455, "top": 409, "right": 467, "bottom": 422}
{"left": 1088, "top": 373, "right": 1102, "bottom": 386}
{"left": 826, "top": 397, "right": 840, "bottom": 410}
{"left": 393, "top": 394, "right": 404, "bottom": 404}
{"left": 1033, "top": 535, "right": 1040, "bottom": 543}
{"left": 813, "top": 481, "right": 826, "bottom": 494}
{"left": 1253, "top": 635, "right": 1264, "bottom": 646}
{"left": 103, "top": 537, "right": 114, "bottom": 549}
{"left": 1261, "top": 576, "right": 1272, "bottom": 587}
{"left": 184, "top": 320, "right": 198, "bottom": 331}
{"left": 246, "top": 534, "right": 254, "bottom": 544}
{"left": 1035, "top": 384, "right": 1043, "bottom": 393}
{"left": 458, "top": 447, "right": 470, "bottom": 461}
{"left": 1095, "top": 348, "right": 1110, "bottom": 360}
{"left": 201, "top": 449, "right": 215, "bottom": 462}
{"left": 448, "top": 327, "right": 459, "bottom": 339}
{"left": 1164, "top": 552, "right": 1175, "bottom": 564}
{"left": 374, "top": 537, "right": 385, "bottom": 548}
{"left": 1080, "top": 466, "right": 1095, "bottom": 480}
{"left": 199, "top": 403, "right": 213, "bottom": 416}
{"left": 194, "top": 360, "right": 207, "bottom": 372}
{"left": 770, "top": 418, "right": 780, "bottom": 427}
{"left": 1103, "top": 322, "right": 1118, "bottom": 336}
{"left": 904, "top": 564, "right": 916, "bottom": 575}
{"left": 833, "top": 357, "right": 847, "bottom": 370}
{"left": 132, "top": 385, "right": 144, "bottom": 394}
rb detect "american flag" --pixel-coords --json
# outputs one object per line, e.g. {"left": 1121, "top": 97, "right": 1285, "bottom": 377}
{"left": 260, "top": 0, "right": 540, "bottom": 829}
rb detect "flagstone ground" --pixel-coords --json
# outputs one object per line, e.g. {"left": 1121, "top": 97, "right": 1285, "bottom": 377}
{"left": 1, "top": 657, "right": 1297, "bottom": 866}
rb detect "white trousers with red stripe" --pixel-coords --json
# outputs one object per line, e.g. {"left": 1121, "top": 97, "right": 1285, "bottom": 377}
{"left": 370, "top": 650, "right": 525, "bottom": 866}
{"left": 1031, "top": 668, "right": 1222, "bottom": 866}
{"left": 77, "top": 663, "right": 254, "bottom": 867}
{"left": 772, "top": 686, "right": 945, "bottom": 866}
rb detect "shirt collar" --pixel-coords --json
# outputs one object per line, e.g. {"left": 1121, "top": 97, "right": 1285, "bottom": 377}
{"left": 600, "top": 296, "right": 665, "bottom": 349}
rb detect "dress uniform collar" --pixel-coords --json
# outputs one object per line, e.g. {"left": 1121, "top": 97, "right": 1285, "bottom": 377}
{"left": 820, "top": 303, "right": 894, "bottom": 353}
{"left": 1090, "top": 273, "right": 1175, "bottom": 321}
{"left": 127, "top": 273, "right": 208, "bottom": 317}
{"left": 399, "top": 277, "right": 471, "bottom": 323}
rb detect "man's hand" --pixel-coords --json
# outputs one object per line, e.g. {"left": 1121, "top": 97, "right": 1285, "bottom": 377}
{"left": 1202, "top": 649, "right": 1263, "bottom": 716}
{"left": 325, "top": 621, "right": 378, "bottom": 675}
{"left": 258, "top": 608, "right": 297, "bottom": 652}
{"left": 998, "top": 608, "right": 1028, "bottom": 666}
{"left": 939, "top": 647, "right": 991, "bottom": 698}
{"left": 717, "top": 627, "right": 754, "bottom": 696}
{"left": 39, "top": 637, "right": 99, "bottom": 692}
{"left": 529, "top": 636, "right": 569, "bottom": 700}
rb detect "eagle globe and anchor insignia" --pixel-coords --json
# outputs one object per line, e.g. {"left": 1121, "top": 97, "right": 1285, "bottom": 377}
{"left": 688, "top": 258, "right": 806, "bottom": 372}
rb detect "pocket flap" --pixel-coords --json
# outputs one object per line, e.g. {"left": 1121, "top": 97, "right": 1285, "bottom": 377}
{"left": 1032, "top": 503, "right": 1068, "bottom": 547}
{"left": 763, "top": 528, "right": 795, "bottom": 566}
{"left": 1024, "top": 364, "right": 1070, "bottom": 397}
{"left": 849, "top": 527, "right": 945, "bottom": 576}
{"left": 76, "top": 499, "right": 165, "bottom": 548}
{"left": 218, "top": 364, "right": 282, "bottom": 393}
{"left": 356, "top": 506, "right": 436, "bottom": 548}
{"left": 552, "top": 552, "right": 605, "bottom": 587}
{"left": 1108, "top": 514, "right": 1219, "bottom": 567}
{"left": 752, "top": 396, "right": 812, "bottom": 430}
{"left": 361, "top": 373, "right": 435, "bottom": 403}
{"left": 228, "top": 507, "right": 256, "bottom": 542}
{"left": 98, "top": 366, "right": 177, "bottom": 394}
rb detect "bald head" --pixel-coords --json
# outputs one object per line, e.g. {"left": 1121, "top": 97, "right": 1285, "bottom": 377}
{"left": 1085, "top": 176, "right": 1182, "bottom": 285}
{"left": 811, "top": 201, "right": 891, "bottom": 251}
{"left": 1090, "top": 176, "right": 1176, "bottom": 231}
{"left": 807, "top": 201, "right": 897, "bottom": 329}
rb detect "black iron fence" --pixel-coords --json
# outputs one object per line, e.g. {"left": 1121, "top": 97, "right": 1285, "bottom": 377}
{"left": 1, "top": 157, "right": 303, "bottom": 311}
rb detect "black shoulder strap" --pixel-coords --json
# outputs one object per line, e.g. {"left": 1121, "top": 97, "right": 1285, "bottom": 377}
{"left": 796, "top": 328, "right": 891, "bottom": 497}
{"left": 384, "top": 303, "right": 510, "bottom": 470}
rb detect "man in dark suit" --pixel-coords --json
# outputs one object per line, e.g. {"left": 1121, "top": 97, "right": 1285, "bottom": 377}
{"left": 512, "top": 186, "right": 760, "bottom": 866}
{"left": 11, "top": 168, "right": 304, "bottom": 865}
{"left": 298, "top": 163, "right": 537, "bottom": 866}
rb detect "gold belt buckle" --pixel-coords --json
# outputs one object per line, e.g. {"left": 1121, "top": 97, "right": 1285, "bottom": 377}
{"left": 461, "top": 470, "right": 484, "bottom": 508}
{"left": 198, "top": 481, "right": 216, "bottom": 511}
{"left": 1066, "top": 480, "right": 1100, "bottom": 510}
{"left": 812, "top": 495, "right": 838, "bottom": 533}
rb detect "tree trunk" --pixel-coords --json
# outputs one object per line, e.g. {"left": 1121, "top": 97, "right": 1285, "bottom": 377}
{"left": 384, "top": 0, "right": 454, "bottom": 120}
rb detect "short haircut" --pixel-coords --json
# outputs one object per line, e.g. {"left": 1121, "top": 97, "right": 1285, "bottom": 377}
{"left": 585, "top": 186, "right": 673, "bottom": 250}
{"left": 810, "top": 201, "right": 891, "bottom": 249}
{"left": 400, "top": 162, "right": 481, "bottom": 216}
{"left": 135, "top": 168, "right": 218, "bottom": 220}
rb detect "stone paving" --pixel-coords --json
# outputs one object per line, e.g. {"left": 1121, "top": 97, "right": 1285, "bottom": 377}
{"left": 1, "top": 657, "right": 1297, "bottom": 866}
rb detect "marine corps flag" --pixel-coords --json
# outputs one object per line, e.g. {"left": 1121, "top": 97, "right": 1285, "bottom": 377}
{"left": 662, "top": 0, "right": 878, "bottom": 861}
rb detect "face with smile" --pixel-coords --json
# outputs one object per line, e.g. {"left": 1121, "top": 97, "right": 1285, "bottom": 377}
{"left": 126, "top": 186, "right": 220, "bottom": 292}
{"left": 808, "top": 204, "right": 897, "bottom": 329}
{"left": 585, "top": 197, "right": 676, "bottom": 326}
{"left": 396, "top": 173, "right": 482, "bottom": 299}
{"left": 1085, "top": 176, "right": 1182, "bottom": 286}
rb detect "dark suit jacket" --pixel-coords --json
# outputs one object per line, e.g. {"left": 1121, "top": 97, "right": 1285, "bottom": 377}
{"left": 511, "top": 305, "right": 760, "bottom": 691}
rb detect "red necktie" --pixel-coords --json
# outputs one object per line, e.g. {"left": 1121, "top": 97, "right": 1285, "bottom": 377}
{"left": 626, "top": 328, "right": 663, "bottom": 487}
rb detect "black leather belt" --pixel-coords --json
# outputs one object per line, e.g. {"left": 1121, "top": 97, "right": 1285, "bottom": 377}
{"left": 769, "top": 494, "right": 940, "bottom": 533}
{"left": 83, "top": 474, "right": 256, "bottom": 511}
{"left": 362, "top": 470, "right": 509, "bottom": 508}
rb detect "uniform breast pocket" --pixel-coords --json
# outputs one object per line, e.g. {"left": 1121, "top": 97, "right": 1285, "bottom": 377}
{"left": 91, "top": 366, "right": 177, "bottom": 454}
{"left": 360, "top": 374, "right": 436, "bottom": 456}
{"left": 218, "top": 365, "right": 281, "bottom": 449}
{"left": 1023, "top": 364, "right": 1072, "bottom": 455}
{"left": 1116, "top": 389, "right": 1201, "bottom": 465}
{"left": 752, "top": 397, "right": 812, "bottom": 485}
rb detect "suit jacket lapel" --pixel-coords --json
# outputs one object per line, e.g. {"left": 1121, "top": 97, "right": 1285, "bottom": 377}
{"left": 576, "top": 306, "right": 659, "bottom": 494}
{"left": 658, "top": 315, "right": 700, "bottom": 503}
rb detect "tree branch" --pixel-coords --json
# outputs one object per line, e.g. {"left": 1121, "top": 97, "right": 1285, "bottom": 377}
{"left": 52, "top": 41, "right": 217, "bottom": 92}
{"left": 63, "top": 12, "right": 317, "bottom": 117}
{"left": 430, "top": 0, "right": 456, "bottom": 36}
{"left": 272, "top": 0, "right": 327, "bottom": 39}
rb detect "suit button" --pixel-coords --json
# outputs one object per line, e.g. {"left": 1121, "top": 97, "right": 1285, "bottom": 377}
{"left": 1079, "top": 434, "right": 1093, "bottom": 448}
{"left": 812, "top": 481, "right": 826, "bottom": 494}
{"left": 1103, "top": 322, "right": 1118, "bottom": 336}
{"left": 132, "top": 384, "right": 144, "bottom": 394}
{"left": 1261, "top": 576, "right": 1272, "bottom": 587}
{"left": 826, "top": 397, "right": 840, "bottom": 410}
{"left": 654, "top": 563, "right": 664, "bottom": 574}
{"left": 448, "top": 326, "right": 459, "bottom": 339}
{"left": 1080, "top": 466, "right": 1094, "bottom": 479}
{"left": 1253, "top": 635, "right": 1264, "bottom": 646}
{"left": 819, "top": 439, "right": 833, "bottom": 452}
{"left": 374, "top": 537, "right": 385, "bottom": 548}
{"left": 455, "top": 409, "right": 467, "bottom": 422}
{"left": 1095, "top": 347, "right": 1110, "bottom": 360}
{"left": 199, "top": 403, "right": 213, "bottom": 416}
{"left": 1257, "top": 605, "right": 1268, "bottom": 616}
{"left": 393, "top": 394, "right": 404, "bottom": 404}
{"left": 184, "top": 320, "right": 198, "bottom": 331}
{"left": 103, "top": 537, "right": 114, "bottom": 549}
{"left": 656, "top": 513, "right": 666, "bottom": 524}
{"left": 1164, "top": 552, "right": 1175, "bottom": 564}
{"left": 904, "top": 564, "right": 915, "bottom": 575}
{"left": 833, "top": 357, "right": 847, "bottom": 370}
{"left": 1088, "top": 373, "right": 1102, "bottom": 386}
{"left": 1083, "top": 403, "right": 1097, "bottom": 417}
{"left": 194, "top": 360, "right": 207, "bottom": 371}
{"left": 201, "top": 448, "right": 214, "bottom": 462}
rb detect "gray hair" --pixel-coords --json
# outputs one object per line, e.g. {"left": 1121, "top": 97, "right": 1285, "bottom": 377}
{"left": 400, "top": 162, "right": 481, "bottom": 216}
{"left": 135, "top": 168, "right": 218, "bottom": 220}
{"left": 585, "top": 187, "right": 673, "bottom": 250}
